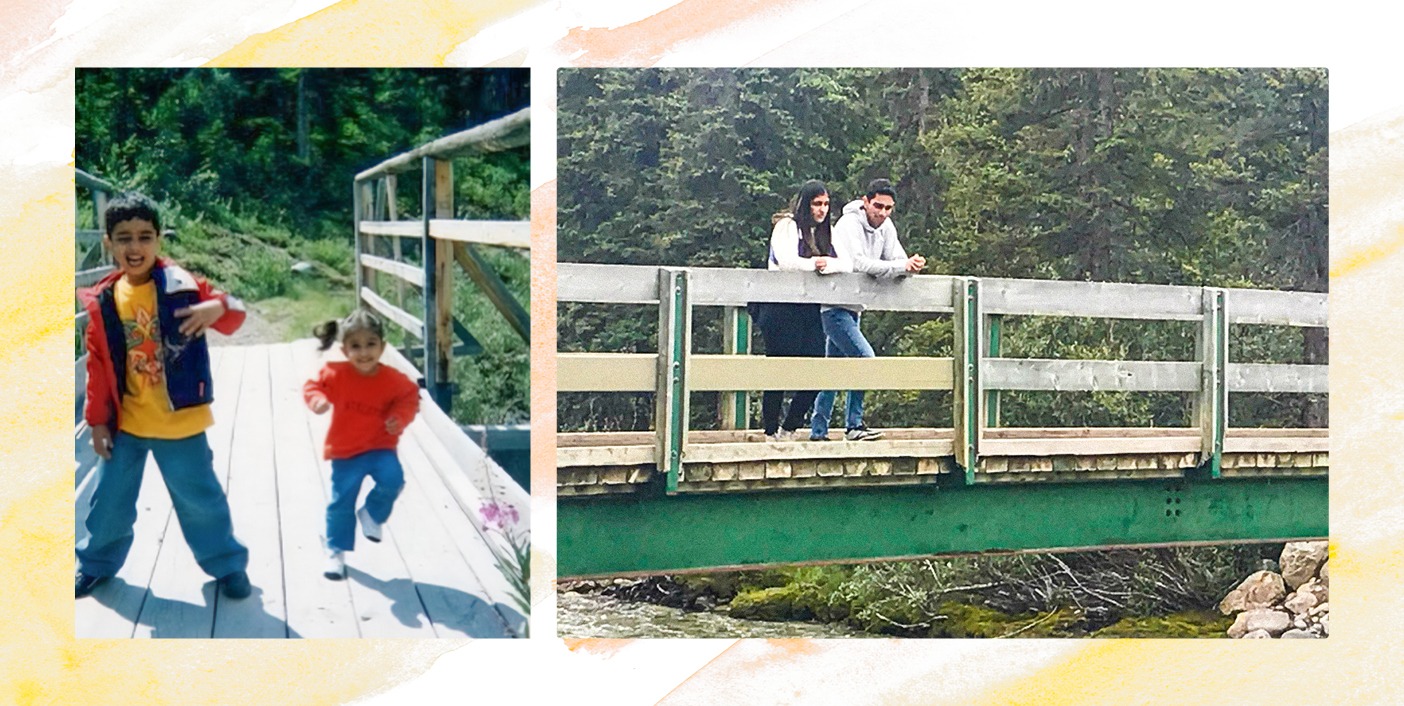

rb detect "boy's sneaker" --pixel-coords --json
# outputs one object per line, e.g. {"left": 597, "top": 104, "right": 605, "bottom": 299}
{"left": 357, "top": 507, "right": 383, "bottom": 543}
{"left": 324, "top": 550, "right": 346, "bottom": 581}
{"left": 75, "top": 570, "right": 108, "bottom": 598}
{"left": 844, "top": 425, "right": 884, "bottom": 441}
{"left": 219, "top": 570, "right": 252, "bottom": 599}
{"left": 764, "top": 430, "right": 793, "bottom": 443}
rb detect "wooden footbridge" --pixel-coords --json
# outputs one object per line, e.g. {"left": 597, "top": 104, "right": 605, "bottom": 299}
{"left": 74, "top": 110, "right": 531, "bottom": 640}
{"left": 556, "top": 264, "right": 1328, "bottom": 577}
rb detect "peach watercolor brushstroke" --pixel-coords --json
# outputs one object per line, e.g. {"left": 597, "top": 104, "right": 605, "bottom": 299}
{"left": 531, "top": 179, "right": 558, "bottom": 616}
{"left": 448, "top": 0, "right": 865, "bottom": 67}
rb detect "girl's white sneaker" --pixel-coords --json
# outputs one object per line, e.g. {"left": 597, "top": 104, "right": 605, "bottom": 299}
{"left": 357, "top": 507, "right": 383, "bottom": 542}
{"left": 324, "top": 549, "right": 346, "bottom": 580}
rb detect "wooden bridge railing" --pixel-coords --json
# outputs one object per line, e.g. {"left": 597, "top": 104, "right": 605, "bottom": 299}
{"left": 557, "top": 263, "right": 1328, "bottom": 491}
{"left": 74, "top": 169, "right": 120, "bottom": 426}
{"left": 352, "top": 108, "right": 531, "bottom": 410}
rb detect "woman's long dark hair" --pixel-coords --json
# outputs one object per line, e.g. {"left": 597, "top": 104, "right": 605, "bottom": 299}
{"left": 792, "top": 179, "right": 833, "bottom": 258}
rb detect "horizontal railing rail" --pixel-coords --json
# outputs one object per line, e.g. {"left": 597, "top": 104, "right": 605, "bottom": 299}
{"left": 352, "top": 108, "right": 531, "bottom": 411}
{"left": 557, "top": 263, "right": 1329, "bottom": 491}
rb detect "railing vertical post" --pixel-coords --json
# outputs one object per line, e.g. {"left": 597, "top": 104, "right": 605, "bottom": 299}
{"left": 422, "top": 157, "right": 455, "bottom": 411}
{"left": 433, "top": 159, "right": 455, "bottom": 412}
{"left": 952, "top": 276, "right": 983, "bottom": 483}
{"left": 421, "top": 158, "right": 437, "bottom": 396}
{"left": 94, "top": 190, "right": 108, "bottom": 241}
{"left": 1197, "top": 287, "right": 1228, "bottom": 477}
{"left": 353, "top": 179, "right": 364, "bottom": 310}
{"left": 985, "top": 313, "right": 1002, "bottom": 427}
{"left": 655, "top": 268, "right": 691, "bottom": 493}
{"left": 361, "top": 181, "right": 377, "bottom": 294}
{"left": 719, "top": 306, "right": 750, "bottom": 430}
{"left": 386, "top": 173, "right": 405, "bottom": 312}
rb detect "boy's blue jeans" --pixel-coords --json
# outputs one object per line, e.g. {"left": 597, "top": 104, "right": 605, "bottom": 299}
{"left": 77, "top": 431, "right": 248, "bottom": 580}
{"left": 327, "top": 449, "right": 404, "bottom": 552}
{"left": 810, "top": 308, "right": 875, "bottom": 439}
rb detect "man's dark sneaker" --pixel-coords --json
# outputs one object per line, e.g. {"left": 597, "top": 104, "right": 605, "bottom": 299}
{"left": 219, "top": 570, "right": 252, "bottom": 599}
{"left": 808, "top": 434, "right": 830, "bottom": 442}
{"left": 844, "top": 425, "right": 884, "bottom": 441}
{"left": 75, "top": 571, "right": 108, "bottom": 598}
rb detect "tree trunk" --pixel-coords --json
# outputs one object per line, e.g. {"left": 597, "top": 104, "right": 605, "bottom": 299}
{"left": 297, "top": 72, "right": 309, "bottom": 161}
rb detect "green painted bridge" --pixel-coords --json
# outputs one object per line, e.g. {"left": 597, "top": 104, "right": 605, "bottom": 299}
{"left": 556, "top": 264, "right": 1328, "bottom": 578}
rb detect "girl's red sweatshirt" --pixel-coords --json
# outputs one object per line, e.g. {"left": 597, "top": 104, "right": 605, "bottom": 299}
{"left": 303, "top": 362, "right": 420, "bottom": 460}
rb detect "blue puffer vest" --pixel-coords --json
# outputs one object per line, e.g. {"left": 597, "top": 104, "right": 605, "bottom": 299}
{"left": 97, "top": 264, "right": 215, "bottom": 410}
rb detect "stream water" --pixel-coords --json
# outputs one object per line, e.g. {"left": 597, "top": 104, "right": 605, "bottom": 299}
{"left": 557, "top": 592, "right": 882, "bottom": 639}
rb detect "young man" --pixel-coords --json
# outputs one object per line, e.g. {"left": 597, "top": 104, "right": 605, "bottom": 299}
{"left": 811, "top": 178, "right": 926, "bottom": 441}
{"left": 76, "top": 192, "right": 252, "bottom": 600}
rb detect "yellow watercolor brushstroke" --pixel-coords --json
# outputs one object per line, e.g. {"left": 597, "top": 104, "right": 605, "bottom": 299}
{"left": 209, "top": 0, "right": 538, "bottom": 67}
{"left": 1328, "top": 224, "right": 1404, "bottom": 280}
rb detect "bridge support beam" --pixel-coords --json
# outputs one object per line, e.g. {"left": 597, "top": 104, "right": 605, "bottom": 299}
{"left": 557, "top": 476, "right": 1327, "bottom": 577}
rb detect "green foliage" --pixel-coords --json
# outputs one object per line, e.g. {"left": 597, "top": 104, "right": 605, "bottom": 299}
{"left": 235, "top": 247, "right": 294, "bottom": 301}
{"left": 299, "top": 236, "right": 354, "bottom": 277}
{"left": 719, "top": 545, "right": 1270, "bottom": 636}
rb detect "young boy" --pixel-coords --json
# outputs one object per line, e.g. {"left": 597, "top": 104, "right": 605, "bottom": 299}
{"left": 76, "top": 192, "right": 252, "bottom": 600}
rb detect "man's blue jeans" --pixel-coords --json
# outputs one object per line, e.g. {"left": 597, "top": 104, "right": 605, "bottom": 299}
{"left": 810, "top": 308, "right": 875, "bottom": 439}
{"left": 327, "top": 449, "right": 404, "bottom": 552}
{"left": 77, "top": 431, "right": 248, "bottom": 579}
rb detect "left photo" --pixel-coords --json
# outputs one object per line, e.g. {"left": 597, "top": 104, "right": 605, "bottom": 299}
{"left": 73, "top": 67, "right": 530, "bottom": 639}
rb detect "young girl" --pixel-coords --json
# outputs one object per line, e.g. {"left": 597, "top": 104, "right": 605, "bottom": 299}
{"left": 303, "top": 310, "right": 420, "bottom": 580}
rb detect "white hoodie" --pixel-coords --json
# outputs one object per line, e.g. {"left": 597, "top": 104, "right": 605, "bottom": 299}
{"left": 823, "top": 199, "right": 910, "bottom": 312}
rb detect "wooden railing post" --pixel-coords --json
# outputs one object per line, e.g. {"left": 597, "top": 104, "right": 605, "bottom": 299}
{"left": 985, "top": 313, "right": 1002, "bottom": 427}
{"left": 361, "top": 181, "right": 377, "bottom": 294}
{"left": 1197, "top": 287, "right": 1228, "bottom": 477}
{"left": 422, "top": 157, "right": 455, "bottom": 411}
{"left": 719, "top": 306, "right": 750, "bottom": 430}
{"left": 386, "top": 173, "right": 404, "bottom": 312}
{"left": 655, "top": 268, "right": 691, "bottom": 493}
{"left": 353, "top": 179, "right": 365, "bottom": 309}
{"left": 952, "top": 276, "right": 983, "bottom": 483}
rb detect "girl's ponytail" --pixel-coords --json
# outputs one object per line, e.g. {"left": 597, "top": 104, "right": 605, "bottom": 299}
{"left": 313, "top": 320, "right": 340, "bottom": 351}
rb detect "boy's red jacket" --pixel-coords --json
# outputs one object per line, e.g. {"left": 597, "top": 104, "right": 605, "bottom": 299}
{"left": 303, "top": 362, "right": 420, "bottom": 460}
{"left": 78, "top": 258, "right": 246, "bottom": 433}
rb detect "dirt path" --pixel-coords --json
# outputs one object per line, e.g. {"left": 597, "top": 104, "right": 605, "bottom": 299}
{"left": 208, "top": 304, "right": 286, "bottom": 346}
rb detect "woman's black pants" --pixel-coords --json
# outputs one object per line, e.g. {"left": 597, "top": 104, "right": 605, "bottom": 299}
{"left": 754, "top": 302, "right": 826, "bottom": 435}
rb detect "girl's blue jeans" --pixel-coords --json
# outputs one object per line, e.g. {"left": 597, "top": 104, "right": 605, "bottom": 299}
{"left": 327, "top": 449, "right": 404, "bottom": 552}
{"left": 77, "top": 431, "right": 248, "bottom": 579}
{"left": 810, "top": 308, "right": 875, "bottom": 439}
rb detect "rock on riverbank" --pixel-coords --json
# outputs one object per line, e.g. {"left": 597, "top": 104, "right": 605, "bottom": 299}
{"left": 1220, "top": 541, "right": 1328, "bottom": 638}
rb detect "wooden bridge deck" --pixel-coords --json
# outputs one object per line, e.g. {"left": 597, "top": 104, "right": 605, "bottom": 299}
{"left": 558, "top": 427, "right": 1329, "bottom": 496}
{"left": 75, "top": 341, "right": 527, "bottom": 639}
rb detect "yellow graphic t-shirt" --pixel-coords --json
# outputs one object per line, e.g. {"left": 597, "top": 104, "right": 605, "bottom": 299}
{"left": 115, "top": 278, "right": 213, "bottom": 438}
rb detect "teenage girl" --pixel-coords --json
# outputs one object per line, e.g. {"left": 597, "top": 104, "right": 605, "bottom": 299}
{"left": 303, "top": 310, "right": 419, "bottom": 579}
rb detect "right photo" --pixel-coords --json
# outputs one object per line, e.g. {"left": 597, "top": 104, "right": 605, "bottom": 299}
{"left": 555, "top": 68, "right": 1328, "bottom": 639}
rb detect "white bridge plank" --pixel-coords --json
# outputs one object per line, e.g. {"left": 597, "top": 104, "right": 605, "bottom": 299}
{"left": 982, "top": 358, "right": 1201, "bottom": 392}
{"left": 290, "top": 338, "right": 438, "bottom": 639}
{"left": 1226, "top": 363, "right": 1328, "bottom": 393}
{"left": 213, "top": 345, "right": 290, "bottom": 638}
{"left": 269, "top": 342, "right": 361, "bottom": 638}
{"left": 131, "top": 346, "right": 246, "bottom": 638}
